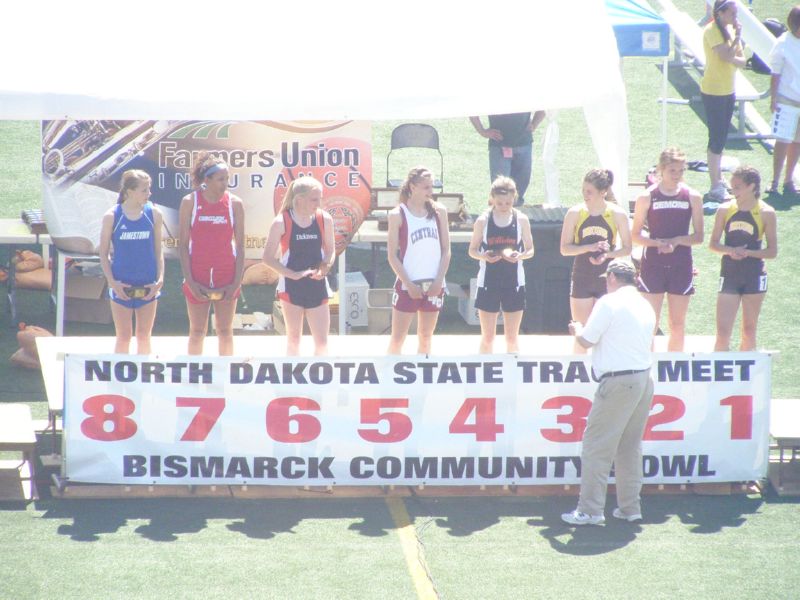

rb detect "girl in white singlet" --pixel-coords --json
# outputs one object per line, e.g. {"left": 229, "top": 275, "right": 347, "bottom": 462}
{"left": 386, "top": 167, "right": 451, "bottom": 354}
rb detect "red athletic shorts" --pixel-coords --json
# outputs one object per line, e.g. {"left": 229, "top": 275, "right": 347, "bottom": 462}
{"left": 392, "top": 280, "right": 444, "bottom": 313}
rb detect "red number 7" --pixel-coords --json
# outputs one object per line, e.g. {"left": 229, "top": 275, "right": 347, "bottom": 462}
{"left": 176, "top": 397, "right": 225, "bottom": 441}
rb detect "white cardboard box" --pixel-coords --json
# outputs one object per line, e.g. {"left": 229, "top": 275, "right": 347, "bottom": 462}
{"left": 343, "top": 271, "right": 369, "bottom": 327}
{"left": 64, "top": 267, "right": 112, "bottom": 324}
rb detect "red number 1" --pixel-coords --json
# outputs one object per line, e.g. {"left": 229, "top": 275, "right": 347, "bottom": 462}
{"left": 720, "top": 395, "right": 752, "bottom": 440}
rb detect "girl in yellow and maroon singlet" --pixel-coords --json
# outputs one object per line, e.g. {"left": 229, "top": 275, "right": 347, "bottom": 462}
{"left": 709, "top": 166, "right": 778, "bottom": 351}
{"left": 560, "top": 169, "right": 631, "bottom": 353}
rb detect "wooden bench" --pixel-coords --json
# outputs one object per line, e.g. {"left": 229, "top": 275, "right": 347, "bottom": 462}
{"left": 655, "top": 0, "right": 773, "bottom": 144}
{"left": 0, "top": 404, "right": 38, "bottom": 501}
{"left": 768, "top": 398, "right": 800, "bottom": 496}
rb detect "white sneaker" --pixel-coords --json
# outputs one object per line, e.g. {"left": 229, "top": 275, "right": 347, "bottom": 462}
{"left": 706, "top": 182, "right": 727, "bottom": 202}
{"left": 561, "top": 509, "right": 605, "bottom": 526}
{"left": 612, "top": 508, "right": 642, "bottom": 522}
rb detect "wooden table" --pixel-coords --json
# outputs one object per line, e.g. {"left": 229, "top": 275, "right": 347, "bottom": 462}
{"left": 769, "top": 398, "right": 800, "bottom": 495}
{"left": 0, "top": 404, "right": 38, "bottom": 500}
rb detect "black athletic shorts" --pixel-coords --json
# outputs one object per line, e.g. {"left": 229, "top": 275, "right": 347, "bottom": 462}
{"left": 474, "top": 286, "right": 526, "bottom": 313}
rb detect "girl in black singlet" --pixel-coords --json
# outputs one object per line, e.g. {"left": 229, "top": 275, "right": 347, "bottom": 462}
{"left": 262, "top": 177, "right": 335, "bottom": 356}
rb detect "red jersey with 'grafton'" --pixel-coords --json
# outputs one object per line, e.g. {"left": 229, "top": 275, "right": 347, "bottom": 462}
{"left": 188, "top": 190, "right": 236, "bottom": 288}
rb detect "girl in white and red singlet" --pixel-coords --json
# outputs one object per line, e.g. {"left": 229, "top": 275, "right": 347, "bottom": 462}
{"left": 178, "top": 153, "right": 245, "bottom": 356}
{"left": 387, "top": 167, "right": 451, "bottom": 354}
{"left": 262, "top": 176, "right": 335, "bottom": 356}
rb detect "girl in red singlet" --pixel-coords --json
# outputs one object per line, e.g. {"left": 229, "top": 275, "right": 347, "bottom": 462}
{"left": 178, "top": 152, "right": 245, "bottom": 356}
{"left": 262, "top": 177, "right": 335, "bottom": 356}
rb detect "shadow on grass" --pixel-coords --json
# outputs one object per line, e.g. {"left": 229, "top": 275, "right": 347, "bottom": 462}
{"left": 764, "top": 189, "right": 800, "bottom": 212}
{"left": 20, "top": 490, "right": 788, "bottom": 552}
{"left": 409, "top": 494, "right": 767, "bottom": 555}
{"left": 35, "top": 497, "right": 396, "bottom": 543}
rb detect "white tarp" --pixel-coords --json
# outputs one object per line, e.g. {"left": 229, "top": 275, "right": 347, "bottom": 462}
{"left": 63, "top": 352, "right": 770, "bottom": 485}
{"left": 0, "top": 0, "right": 629, "bottom": 198}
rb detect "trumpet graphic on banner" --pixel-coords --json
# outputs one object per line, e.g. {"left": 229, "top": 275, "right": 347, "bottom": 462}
{"left": 42, "top": 120, "right": 177, "bottom": 188}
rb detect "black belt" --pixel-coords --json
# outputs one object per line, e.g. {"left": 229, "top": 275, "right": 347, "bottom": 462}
{"left": 599, "top": 368, "right": 650, "bottom": 380}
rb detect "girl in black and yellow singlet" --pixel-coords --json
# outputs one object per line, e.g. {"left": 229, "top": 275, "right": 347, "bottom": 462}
{"left": 709, "top": 166, "right": 777, "bottom": 351}
{"left": 560, "top": 169, "right": 631, "bottom": 353}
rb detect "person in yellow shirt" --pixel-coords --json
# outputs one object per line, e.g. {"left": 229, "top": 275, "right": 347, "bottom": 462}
{"left": 701, "top": 0, "right": 746, "bottom": 202}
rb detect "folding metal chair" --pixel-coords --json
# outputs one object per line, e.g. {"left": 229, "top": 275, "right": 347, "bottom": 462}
{"left": 386, "top": 123, "right": 444, "bottom": 189}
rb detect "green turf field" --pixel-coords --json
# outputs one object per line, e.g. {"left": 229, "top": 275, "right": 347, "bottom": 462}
{"left": 1, "top": 1, "right": 798, "bottom": 598}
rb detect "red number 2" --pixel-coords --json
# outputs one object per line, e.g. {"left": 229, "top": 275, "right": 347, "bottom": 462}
{"left": 643, "top": 395, "right": 685, "bottom": 441}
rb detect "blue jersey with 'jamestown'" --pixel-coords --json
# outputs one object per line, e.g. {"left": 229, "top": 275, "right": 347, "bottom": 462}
{"left": 111, "top": 202, "right": 157, "bottom": 286}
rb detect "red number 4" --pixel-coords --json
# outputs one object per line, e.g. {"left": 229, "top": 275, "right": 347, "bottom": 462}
{"left": 449, "top": 397, "right": 504, "bottom": 441}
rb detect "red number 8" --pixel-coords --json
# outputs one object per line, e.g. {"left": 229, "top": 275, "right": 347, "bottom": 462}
{"left": 80, "top": 394, "right": 138, "bottom": 441}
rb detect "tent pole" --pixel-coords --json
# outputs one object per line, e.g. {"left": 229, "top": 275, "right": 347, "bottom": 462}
{"left": 661, "top": 56, "right": 668, "bottom": 148}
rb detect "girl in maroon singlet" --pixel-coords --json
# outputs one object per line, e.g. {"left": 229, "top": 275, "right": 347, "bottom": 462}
{"left": 631, "top": 148, "right": 704, "bottom": 351}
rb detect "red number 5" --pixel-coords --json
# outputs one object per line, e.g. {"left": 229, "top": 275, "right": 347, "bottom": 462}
{"left": 358, "top": 398, "right": 412, "bottom": 443}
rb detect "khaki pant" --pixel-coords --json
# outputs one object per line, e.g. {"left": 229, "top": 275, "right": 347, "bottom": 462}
{"left": 577, "top": 371, "right": 654, "bottom": 516}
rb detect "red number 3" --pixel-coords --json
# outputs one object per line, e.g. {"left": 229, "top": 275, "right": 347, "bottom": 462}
{"left": 81, "top": 394, "right": 138, "bottom": 441}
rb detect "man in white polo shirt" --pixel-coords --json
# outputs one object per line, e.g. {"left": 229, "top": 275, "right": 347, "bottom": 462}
{"left": 562, "top": 258, "right": 656, "bottom": 526}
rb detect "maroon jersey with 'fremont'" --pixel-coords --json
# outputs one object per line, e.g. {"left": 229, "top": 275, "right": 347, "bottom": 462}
{"left": 642, "top": 183, "right": 692, "bottom": 266}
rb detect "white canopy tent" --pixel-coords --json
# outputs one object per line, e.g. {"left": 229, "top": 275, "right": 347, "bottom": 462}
{"left": 0, "top": 0, "right": 629, "bottom": 202}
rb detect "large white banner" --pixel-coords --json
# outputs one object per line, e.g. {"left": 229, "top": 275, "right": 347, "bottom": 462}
{"left": 63, "top": 353, "right": 770, "bottom": 486}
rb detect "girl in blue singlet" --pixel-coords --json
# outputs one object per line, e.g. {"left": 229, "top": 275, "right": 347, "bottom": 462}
{"left": 709, "top": 166, "right": 778, "bottom": 351}
{"left": 99, "top": 170, "right": 164, "bottom": 354}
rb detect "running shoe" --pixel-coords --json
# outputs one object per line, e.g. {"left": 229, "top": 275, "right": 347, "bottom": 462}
{"left": 561, "top": 509, "right": 605, "bottom": 525}
{"left": 612, "top": 508, "right": 643, "bottom": 522}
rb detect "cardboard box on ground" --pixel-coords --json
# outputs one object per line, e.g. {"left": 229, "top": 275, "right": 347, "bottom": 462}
{"left": 65, "top": 262, "right": 111, "bottom": 324}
